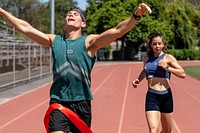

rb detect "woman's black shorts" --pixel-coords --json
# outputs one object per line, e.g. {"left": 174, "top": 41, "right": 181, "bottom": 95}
{"left": 48, "top": 98, "right": 92, "bottom": 133}
{"left": 145, "top": 88, "right": 173, "bottom": 113}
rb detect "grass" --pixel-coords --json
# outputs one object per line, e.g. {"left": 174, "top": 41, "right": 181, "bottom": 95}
{"left": 183, "top": 66, "right": 200, "bottom": 80}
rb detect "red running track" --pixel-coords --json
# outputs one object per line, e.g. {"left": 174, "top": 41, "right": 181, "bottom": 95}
{"left": 0, "top": 61, "right": 199, "bottom": 133}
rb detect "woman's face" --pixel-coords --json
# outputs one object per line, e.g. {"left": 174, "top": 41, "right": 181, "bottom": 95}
{"left": 150, "top": 36, "right": 164, "bottom": 56}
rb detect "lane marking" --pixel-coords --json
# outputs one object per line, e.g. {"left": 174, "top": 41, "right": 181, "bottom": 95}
{"left": 117, "top": 68, "right": 131, "bottom": 133}
{"left": 2, "top": 62, "right": 197, "bottom": 131}
{"left": 92, "top": 67, "right": 117, "bottom": 95}
{"left": 0, "top": 65, "right": 116, "bottom": 129}
{"left": 173, "top": 119, "right": 181, "bottom": 133}
{"left": 91, "top": 67, "right": 104, "bottom": 75}
{"left": 171, "top": 78, "right": 200, "bottom": 133}
{"left": 0, "top": 99, "right": 49, "bottom": 130}
{"left": 172, "top": 80, "right": 200, "bottom": 104}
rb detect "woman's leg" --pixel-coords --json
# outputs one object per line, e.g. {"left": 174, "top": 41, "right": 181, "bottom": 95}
{"left": 160, "top": 113, "right": 173, "bottom": 133}
{"left": 146, "top": 111, "right": 161, "bottom": 133}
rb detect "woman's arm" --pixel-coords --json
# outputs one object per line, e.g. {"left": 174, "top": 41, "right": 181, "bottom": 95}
{"left": 132, "top": 58, "right": 147, "bottom": 88}
{"left": 159, "top": 54, "right": 186, "bottom": 78}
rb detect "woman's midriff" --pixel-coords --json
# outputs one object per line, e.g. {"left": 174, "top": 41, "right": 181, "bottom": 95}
{"left": 147, "top": 77, "right": 170, "bottom": 90}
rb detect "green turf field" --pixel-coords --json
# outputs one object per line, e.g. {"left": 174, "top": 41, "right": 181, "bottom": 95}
{"left": 183, "top": 66, "right": 200, "bottom": 80}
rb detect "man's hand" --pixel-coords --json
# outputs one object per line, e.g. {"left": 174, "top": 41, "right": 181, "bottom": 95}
{"left": 0, "top": 7, "right": 3, "bottom": 13}
{"left": 135, "top": 3, "right": 152, "bottom": 16}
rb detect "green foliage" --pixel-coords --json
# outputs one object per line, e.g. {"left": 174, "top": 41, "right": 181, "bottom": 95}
{"left": 1, "top": 0, "right": 200, "bottom": 51}
{"left": 183, "top": 66, "right": 200, "bottom": 80}
{"left": 86, "top": 0, "right": 131, "bottom": 35}
{"left": 164, "top": 0, "right": 200, "bottom": 49}
{"left": 1, "top": 0, "right": 43, "bottom": 29}
{"left": 104, "top": 45, "right": 112, "bottom": 59}
{"left": 85, "top": 0, "right": 200, "bottom": 50}
{"left": 85, "top": 0, "right": 175, "bottom": 45}
{"left": 167, "top": 49, "right": 200, "bottom": 60}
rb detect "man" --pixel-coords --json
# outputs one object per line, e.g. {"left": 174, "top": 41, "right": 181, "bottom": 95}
{"left": 0, "top": 3, "right": 151, "bottom": 133}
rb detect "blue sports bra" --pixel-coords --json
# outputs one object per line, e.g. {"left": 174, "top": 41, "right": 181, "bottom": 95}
{"left": 144, "top": 53, "right": 171, "bottom": 79}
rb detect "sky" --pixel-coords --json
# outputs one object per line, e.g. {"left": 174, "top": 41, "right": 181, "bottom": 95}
{"left": 75, "top": 0, "right": 88, "bottom": 10}
{"left": 39, "top": 0, "right": 88, "bottom": 10}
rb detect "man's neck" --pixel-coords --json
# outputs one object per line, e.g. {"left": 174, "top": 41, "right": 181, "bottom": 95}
{"left": 66, "top": 28, "right": 82, "bottom": 40}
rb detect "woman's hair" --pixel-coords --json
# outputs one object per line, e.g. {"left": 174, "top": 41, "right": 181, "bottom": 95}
{"left": 146, "top": 32, "right": 167, "bottom": 57}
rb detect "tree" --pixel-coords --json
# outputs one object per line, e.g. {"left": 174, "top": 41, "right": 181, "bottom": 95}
{"left": 85, "top": 0, "right": 200, "bottom": 51}
{"left": 165, "top": 0, "right": 200, "bottom": 49}
{"left": 1, "top": 0, "right": 44, "bottom": 29}
{"left": 85, "top": 0, "right": 175, "bottom": 59}
{"left": 85, "top": 0, "right": 174, "bottom": 44}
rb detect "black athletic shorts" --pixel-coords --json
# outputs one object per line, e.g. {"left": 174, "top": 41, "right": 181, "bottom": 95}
{"left": 48, "top": 98, "right": 92, "bottom": 133}
{"left": 145, "top": 88, "right": 173, "bottom": 113}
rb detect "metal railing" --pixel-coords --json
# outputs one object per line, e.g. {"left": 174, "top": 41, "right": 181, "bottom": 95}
{"left": 0, "top": 34, "right": 52, "bottom": 91}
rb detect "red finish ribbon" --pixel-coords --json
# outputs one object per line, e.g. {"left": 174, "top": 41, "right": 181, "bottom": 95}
{"left": 44, "top": 103, "right": 93, "bottom": 133}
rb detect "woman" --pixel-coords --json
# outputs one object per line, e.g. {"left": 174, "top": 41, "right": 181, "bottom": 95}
{"left": 132, "top": 32, "right": 186, "bottom": 133}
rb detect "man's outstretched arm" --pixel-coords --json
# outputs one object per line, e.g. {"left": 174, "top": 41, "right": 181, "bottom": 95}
{"left": 87, "top": 3, "right": 152, "bottom": 52}
{"left": 0, "top": 7, "right": 55, "bottom": 47}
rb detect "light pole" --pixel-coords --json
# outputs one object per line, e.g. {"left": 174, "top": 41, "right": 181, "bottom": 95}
{"left": 50, "top": 0, "right": 55, "bottom": 34}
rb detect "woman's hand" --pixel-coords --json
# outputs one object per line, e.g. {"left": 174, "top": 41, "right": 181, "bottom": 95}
{"left": 158, "top": 59, "right": 168, "bottom": 70}
{"left": 132, "top": 79, "right": 140, "bottom": 88}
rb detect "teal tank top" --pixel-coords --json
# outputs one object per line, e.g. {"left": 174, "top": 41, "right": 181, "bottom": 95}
{"left": 50, "top": 35, "right": 96, "bottom": 101}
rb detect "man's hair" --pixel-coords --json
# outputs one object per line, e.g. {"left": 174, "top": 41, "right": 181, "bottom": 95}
{"left": 67, "top": 7, "right": 86, "bottom": 22}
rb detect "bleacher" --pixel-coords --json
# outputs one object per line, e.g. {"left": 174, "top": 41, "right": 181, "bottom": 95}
{"left": 0, "top": 20, "right": 33, "bottom": 73}
{"left": 0, "top": 19, "right": 52, "bottom": 90}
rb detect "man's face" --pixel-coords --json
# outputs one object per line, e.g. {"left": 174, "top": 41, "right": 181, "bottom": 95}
{"left": 65, "top": 10, "right": 86, "bottom": 29}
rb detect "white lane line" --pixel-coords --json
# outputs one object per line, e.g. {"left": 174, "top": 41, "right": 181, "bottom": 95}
{"left": 173, "top": 119, "right": 182, "bottom": 133}
{"left": 172, "top": 80, "right": 200, "bottom": 104}
{"left": 91, "top": 67, "right": 104, "bottom": 75}
{"left": 117, "top": 68, "right": 131, "bottom": 133}
{"left": 92, "top": 67, "right": 117, "bottom": 95}
{"left": 0, "top": 65, "right": 114, "bottom": 130}
{"left": 0, "top": 99, "right": 49, "bottom": 130}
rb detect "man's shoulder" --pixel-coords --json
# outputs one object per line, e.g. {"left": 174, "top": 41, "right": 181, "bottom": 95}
{"left": 85, "top": 34, "right": 98, "bottom": 44}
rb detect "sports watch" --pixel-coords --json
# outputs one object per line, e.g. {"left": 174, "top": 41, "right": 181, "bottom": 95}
{"left": 132, "top": 13, "right": 141, "bottom": 20}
